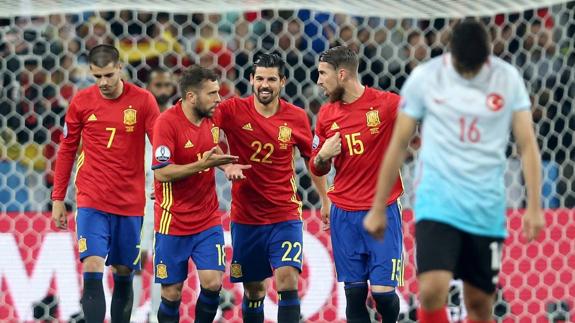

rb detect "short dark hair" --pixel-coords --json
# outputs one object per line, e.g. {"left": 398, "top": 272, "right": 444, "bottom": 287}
{"left": 89, "top": 44, "right": 120, "bottom": 67}
{"left": 252, "top": 53, "right": 286, "bottom": 78}
{"left": 450, "top": 20, "right": 490, "bottom": 72}
{"left": 319, "top": 45, "right": 359, "bottom": 72}
{"left": 179, "top": 65, "right": 219, "bottom": 95}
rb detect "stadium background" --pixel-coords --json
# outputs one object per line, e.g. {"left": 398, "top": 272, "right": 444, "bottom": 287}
{"left": 0, "top": 0, "right": 574, "bottom": 322}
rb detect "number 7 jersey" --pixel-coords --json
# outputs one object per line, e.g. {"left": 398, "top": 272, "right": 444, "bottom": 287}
{"left": 213, "top": 96, "right": 313, "bottom": 225}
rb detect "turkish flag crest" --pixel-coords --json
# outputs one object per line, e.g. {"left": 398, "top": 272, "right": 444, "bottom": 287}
{"left": 486, "top": 93, "right": 504, "bottom": 111}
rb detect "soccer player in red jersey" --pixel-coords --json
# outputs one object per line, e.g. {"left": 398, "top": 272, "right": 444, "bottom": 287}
{"left": 309, "top": 46, "right": 403, "bottom": 323}
{"left": 151, "top": 66, "right": 245, "bottom": 323}
{"left": 51, "top": 44, "right": 160, "bottom": 323}
{"left": 213, "top": 53, "right": 328, "bottom": 323}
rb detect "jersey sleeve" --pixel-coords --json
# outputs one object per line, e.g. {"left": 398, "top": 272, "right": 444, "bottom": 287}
{"left": 151, "top": 116, "right": 176, "bottom": 170}
{"left": 509, "top": 67, "right": 531, "bottom": 111}
{"left": 295, "top": 110, "right": 313, "bottom": 159}
{"left": 399, "top": 66, "right": 426, "bottom": 120}
{"left": 309, "top": 108, "right": 329, "bottom": 176}
{"left": 51, "top": 98, "right": 84, "bottom": 201}
{"left": 144, "top": 92, "right": 161, "bottom": 142}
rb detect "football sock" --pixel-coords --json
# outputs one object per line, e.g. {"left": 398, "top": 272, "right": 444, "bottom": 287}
{"left": 81, "top": 272, "right": 106, "bottom": 323}
{"left": 372, "top": 290, "right": 399, "bottom": 323}
{"left": 158, "top": 296, "right": 181, "bottom": 323}
{"left": 344, "top": 282, "right": 371, "bottom": 323}
{"left": 277, "top": 290, "right": 300, "bottom": 323}
{"left": 242, "top": 294, "right": 265, "bottom": 323}
{"left": 418, "top": 306, "right": 450, "bottom": 323}
{"left": 111, "top": 273, "right": 134, "bottom": 323}
{"left": 194, "top": 286, "right": 221, "bottom": 323}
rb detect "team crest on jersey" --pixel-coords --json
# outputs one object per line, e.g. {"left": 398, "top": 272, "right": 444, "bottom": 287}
{"left": 78, "top": 237, "right": 87, "bottom": 253}
{"left": 211, "top": 126, "right": 220, "bottom": 144}
{"left": 155, "top": 145, "right": 171, "bottom": 162}
{"left": 156, "top": 264, "right": 168, "bottom": 279}
{"left": 278, "top": 124, "right": 292, "bottom": 150}
{"left": 366, "top": 108, "right": 381, "bottom": 134}
{"left": 231, "top": 263, "right": 243, "bottom": 278}
{"left": 123, "top": 107, "right": 137, "bottom": 132}
{"left": 486, "top": 93, "right": 504, "bottom": 112}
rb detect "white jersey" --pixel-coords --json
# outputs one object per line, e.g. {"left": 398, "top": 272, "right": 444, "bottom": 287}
{"left": 400, "top": 54, "right": 531, "bottom": 238}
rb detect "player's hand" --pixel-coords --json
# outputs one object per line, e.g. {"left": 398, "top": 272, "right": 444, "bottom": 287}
{"left": 51, "top": 200, "right": 68, "bottom": 230}
{"left": 320, "top": 199, "right": 331, "bottom": 230}
{"left": 318, "top": 132, "right": 342, "bottom": 161}
{"left": 363, "top": 207, "right": 387, "bottom": 240}
{"left": 522, "top": 207, "right": 545, "bottom": 242}
{"left": 201, "top": 147, "right": 239, "bottom": 168}
{"left": 224, "top": 164, "right": 252, "bottom": 180}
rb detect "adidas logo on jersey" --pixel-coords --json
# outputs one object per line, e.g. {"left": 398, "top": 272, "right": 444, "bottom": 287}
{"left": 184, "top": 140, "right": 194, "bottom": 148}
{"left": 330, "top": 122, "right": 340, "bottom": 130}
{"left": 88, "top": 114, "right": 97, "bottom": 121}
{"left": 242, "top": 123, "right": 253, "bottom": 131}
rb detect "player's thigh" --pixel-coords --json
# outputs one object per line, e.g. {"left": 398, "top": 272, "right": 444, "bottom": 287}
{"left": 191, "top": 225, "right": 226, "bottom": 288}
{"left": 365, "top": 201, "right": 404, "bottom": 287}
{"left": 107, "top": 214, "right": 143, "bottom": 270}
{"left": 330, "top": 204, "right": 369, "bottom": 283}
{"left": 458, "top": 232, "right": 504, "bottom": 294}
{"left": 75, "top": 208, "right": 111, "bottom": 261}
{"left": 269, "top": 220, "right": 304, "bottom": 272}
{"left": 230, "top": 222, "right": 271, "bottom": 282}
{"left": 153, "top": 233, "right": 193, "bottom": 285}
{"left": 415, "top": 220, "right": 462, "bottom": 275}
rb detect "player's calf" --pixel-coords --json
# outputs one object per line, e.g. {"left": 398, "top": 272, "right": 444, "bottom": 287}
{"left": 344, "top": 282, "right": 371, "bottom": 323}
{"left": 195, "top": 270, "right": 224, "bottom": 323}
{"left": 242, "top": 281, "right": 266, "bottom": 323}
{"left": 275, "top": 266, "right": 301, "bottom": 323}
{"left": 81, "top": 272, "right": 106, "bottom": 323}
{"left": 158, "top": 283, "right": 183, "bottom": 323}
{"left": 111, "top": 268, "right": 135, "bottom": 323}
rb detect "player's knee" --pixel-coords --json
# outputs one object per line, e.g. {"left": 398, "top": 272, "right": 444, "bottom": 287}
{"left": 464, "top": 292, "right": 494, "bottom": 320}
{"left": 243, "top": 281, "right": 267, "bottom": 299}
{"left": 274, "top": 266, "right": 299, "bottom": 291}
{"left": 82, "top": 256, "right": 105, "bottom": 273}
{"left": 112, "top": 264, "right": 133, "bottom": 276}
{"left": 199, "top": 273, "right": 223, "bottom": 292}
{"left": 418, "top": 272, "right": 451, "bottom": 309}
{"left": 161, "top": 283, "right": 183, "bottom": 301}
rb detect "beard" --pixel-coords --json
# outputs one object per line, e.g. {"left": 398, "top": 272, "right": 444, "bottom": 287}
{"left": 328, "top": 85, "right": 345, "bottom": 103}
{"left": 254, "top": 86, "right": 276, "bottom": 105}
{"left": 155, "top": 94, "right": 171, "bottom": 107}
{"left": 195, "top": 104, "right": 214, "bottom": 119}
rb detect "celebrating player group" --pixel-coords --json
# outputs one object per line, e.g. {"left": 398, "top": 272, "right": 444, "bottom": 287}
{"left": 52, "top": 19, "right": 544, "bottom": 323}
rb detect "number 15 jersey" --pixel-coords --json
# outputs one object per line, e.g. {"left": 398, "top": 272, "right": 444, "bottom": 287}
{"left": 213, "top": 96, "right": 313, "bottom": 225}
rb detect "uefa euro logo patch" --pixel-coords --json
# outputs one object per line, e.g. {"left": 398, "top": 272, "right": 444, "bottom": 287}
{"left": 156, "top": 264, "right": 168, "bottom": 279}
{"left": 231, "top": 263, "right": 242, "bottom": 278}
{"left": 155, "top": 145, "right": 171, "bottom": 162}
{"left": 78, "top": 237, "right": 87, "bottom": 253}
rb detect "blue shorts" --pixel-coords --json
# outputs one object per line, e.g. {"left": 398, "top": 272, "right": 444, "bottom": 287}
{"left": 230, "top": 220, "right": 303, "bottom": 283}
{"left": 154, "top": 225, "right": 225, "bottom": 285}
{"left": 330, "top": 202, "right": 404, "bottom": 286}
{"left": 75, "top": 207, "right": 143, "bottom": 270}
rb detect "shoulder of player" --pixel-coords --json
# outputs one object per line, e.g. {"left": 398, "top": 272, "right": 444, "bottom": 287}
{"left": 125, "top": 82, "right": 156, "bottom": 100}
{"left": 488, "top": 56, "right": 521, "bottom": 79}
{"left": 155, "top": 106, "right": 179, "bottom": 125}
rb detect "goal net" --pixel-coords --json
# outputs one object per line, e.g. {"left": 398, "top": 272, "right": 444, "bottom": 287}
{"left": 0, "top": 0, "right": 573, "bottom": 322}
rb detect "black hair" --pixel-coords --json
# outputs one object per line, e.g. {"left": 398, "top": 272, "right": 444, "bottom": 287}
{"left": 252, "top": 53, "right": 286, "bottom": 78}
{"left": 179, "top": 65, "right": 219, "bottom": 95}
{"left": 88, "top": 44, "right": 120, "bottom": 67}
{"left": 450, "top": 19, "right": 490, "bottom": 72}
{"left": 318, "top": 45, "right": 359, "bottom": 72}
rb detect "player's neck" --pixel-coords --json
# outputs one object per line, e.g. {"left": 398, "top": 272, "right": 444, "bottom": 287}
{"left": 342, "top": 82, "right": 365, "bottom": 104}
{"left": 181, "top": 102, "right": 203, "bottom": 126}
{"left": 253, "top": 97, "right": 279, "bottom": 118}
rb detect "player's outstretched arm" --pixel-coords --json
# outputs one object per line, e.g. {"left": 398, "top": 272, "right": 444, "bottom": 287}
{"left": 364, "top": 112, "right": 417, "bottom": 239}
{"left": 154, "top": 147, "right": 239, "bottom": 182}
{"left": 512, "top": 110, "right": 544, "bottom": 242}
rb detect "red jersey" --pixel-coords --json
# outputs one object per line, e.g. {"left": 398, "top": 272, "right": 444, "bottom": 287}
{"left": 214, "top": 96, "right": 312, "bottom": 224}
{"left": 310, "top": 87, "right": 403, "bottom": 210}
{"left": 151, "top": 102, "right": 221, "bottom": 236}
{"left": 52, "top": 82, "right": 159, "bottom": 216}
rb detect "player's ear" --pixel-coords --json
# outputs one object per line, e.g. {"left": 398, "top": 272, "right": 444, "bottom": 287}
{"left": 249, "top": 73, "right": 255, "bottom": 85}
{"left": 337, "top": 68, "right": 346, "bottom": 81}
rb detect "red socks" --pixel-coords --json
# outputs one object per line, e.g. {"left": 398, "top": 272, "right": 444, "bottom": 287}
{"left": 417, "top": 307, "right": 450, "bottom": 323}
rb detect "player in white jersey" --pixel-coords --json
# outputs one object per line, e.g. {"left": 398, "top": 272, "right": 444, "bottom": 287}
{"left": 364, "top": 20, "right": 545, "bottom": 323}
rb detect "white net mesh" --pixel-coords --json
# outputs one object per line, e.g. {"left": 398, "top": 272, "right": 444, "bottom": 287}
{"left": 1, "top": 1, "right": 574, "bottom": 322}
